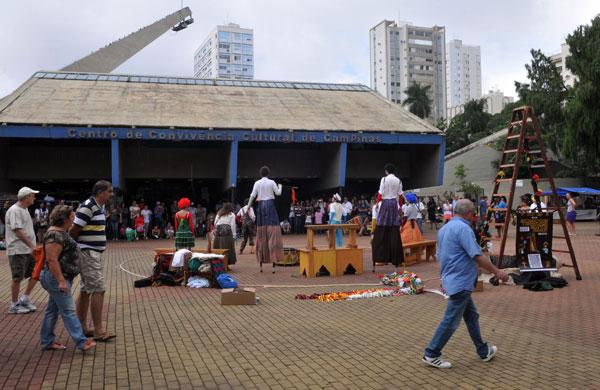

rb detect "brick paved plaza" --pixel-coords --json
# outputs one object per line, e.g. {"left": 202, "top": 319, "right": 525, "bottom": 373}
{"left": 1, "top": 223, "right": 599, "bottom": 389}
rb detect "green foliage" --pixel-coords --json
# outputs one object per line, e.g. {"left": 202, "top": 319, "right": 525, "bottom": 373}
{"left": 402, "top": 82, "right": 432, "bottom": 119}
{"left": 435, "top": 118, "right": 447, "bottom": 131}
{"left": 453, "top": 164, "right": 483, "bottom": 199}
{"left": 454, "top": 164, "right": 467, "bottom": 182}
{"left": 444, "top": 99, "right": 492, "bottom": 154}
{"left": 514, "top": 49, "right": 567, "bottom": 154}
{"left": 563, "top": 15, "right": 600, "bottom": 174}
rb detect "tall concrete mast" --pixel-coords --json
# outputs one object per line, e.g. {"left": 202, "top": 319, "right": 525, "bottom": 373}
{"left": 62, "top": 7, "right": 192, "bottom": 73}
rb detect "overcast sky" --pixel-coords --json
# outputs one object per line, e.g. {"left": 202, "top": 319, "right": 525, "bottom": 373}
{"left": 1, "top": 0, "right": 599, "bottom": 99}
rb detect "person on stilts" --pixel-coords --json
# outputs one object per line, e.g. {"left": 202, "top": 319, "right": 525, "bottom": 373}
{"left": 371, "top": 163, "right": 405, "bottom": 271}
{"left": 249, "top": 166, "right": 284, "bottom": 273}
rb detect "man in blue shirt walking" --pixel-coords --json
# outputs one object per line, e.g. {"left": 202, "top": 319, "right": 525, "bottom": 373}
{"left": 423, "top": 199, "right": 508, "bottom": 369}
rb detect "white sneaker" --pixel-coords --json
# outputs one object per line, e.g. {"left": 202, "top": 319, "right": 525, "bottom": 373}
{"left": 8, "top": 304, "right": 30, "bottom": 314}
{"left": 19, "top": 297, "right": 37, "bottom": 312}
{"left": 422, "top": 355, "right": 452, "bottom": 368}
{"left": 481, "top": 345, "right": 497, "bottom": 362}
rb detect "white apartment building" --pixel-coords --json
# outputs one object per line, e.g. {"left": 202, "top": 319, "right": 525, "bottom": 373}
{"left": 446, "top": 39, "right": 481, "bottom": 112}
{"left": 370, "top": 20, "right": 447, "bottom": 120}
{"left": 447, "top": 89, "right": 514, "bottom": 119}
{"left": 483, "top": 89, "right": 514, "bottom": 115}
{"left": 550, "top": 43, "right": 576, "bottom": 88}
{"left": 194, "top": 23, "right": 254, "bottom": 79}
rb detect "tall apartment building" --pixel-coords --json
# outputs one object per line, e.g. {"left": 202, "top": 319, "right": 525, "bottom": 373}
{"left": 549, "top": 43, "right": 576, "bottom": 88}
{"left": 483, "top": 89, "right": 514, "bottom": 115}
{"left": 370, "top": 20, "right": 446, "bottom": 120}
{"left": 194, "top": 23, "right": 254, "bottom": 79}
{"left": 446, "top": 39, "right": 481, "bottom": 112}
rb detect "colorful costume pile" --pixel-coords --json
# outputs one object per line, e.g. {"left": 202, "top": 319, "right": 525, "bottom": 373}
{"left": 295, "top": 272, "right": 424, "bottom": 302}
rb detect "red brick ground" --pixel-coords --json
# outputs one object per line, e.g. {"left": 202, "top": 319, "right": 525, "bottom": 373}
{"left": 0, "top": 222, "right": 599, "bottom": 389}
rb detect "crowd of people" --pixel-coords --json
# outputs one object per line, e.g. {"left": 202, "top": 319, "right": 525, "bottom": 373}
{"left": 2, "top": 181, "right": 117, "bottom": 353}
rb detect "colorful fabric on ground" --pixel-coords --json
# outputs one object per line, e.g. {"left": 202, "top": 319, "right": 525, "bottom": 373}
{"left": 379, "top": 271, "right": 424, "bottom": 294}
{"left": 295, "top": 276, "right": 424, "bottom": 302}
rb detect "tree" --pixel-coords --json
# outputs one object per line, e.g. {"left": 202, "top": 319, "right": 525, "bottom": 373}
{"left": 514, "top": 49, "right": 567, "bottom": 154}
{"left": 563, "top": 15, "right": 600, "bottom": 175}
{"left": 443, "top": 99, "right": 492, "bottom": 154}
{"left": 402, "top": 82, "right": 432, "bottom": 119}
{"left": 463, "top": 99, "right": 492, "bottom": 137}
{"left": 453, "top": 164, "right": 483, "bottom": 200}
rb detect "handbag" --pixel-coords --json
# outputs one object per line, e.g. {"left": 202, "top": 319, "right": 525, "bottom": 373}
{"left": 31, "top": 245, "right": 45, "bottom": 281}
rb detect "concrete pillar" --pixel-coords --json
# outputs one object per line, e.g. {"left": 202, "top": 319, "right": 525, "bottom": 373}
{"left": 224, "top": 140, "right": 238, "bottom": 192}
{"left": 338, "top": 142, "right": 347, "bottom": 189}
{"left": 316, "top": 143, "right": 346, "bottom": 193}
{"left": 111, "top": 139, "right": 121, "bottom": 189}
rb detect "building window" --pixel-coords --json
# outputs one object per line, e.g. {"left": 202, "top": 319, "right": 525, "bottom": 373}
{"left": 218, "top": 31, "right": 230, "bottom": 41}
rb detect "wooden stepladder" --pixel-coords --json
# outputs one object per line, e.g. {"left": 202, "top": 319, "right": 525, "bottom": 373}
{"left": 492, "top": 106, "right": 581, "bottom": 280}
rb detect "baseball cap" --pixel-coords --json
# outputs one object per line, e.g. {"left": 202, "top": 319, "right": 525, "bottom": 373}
{"left": 17, "top": 187, "right": 40, "bottom": 199}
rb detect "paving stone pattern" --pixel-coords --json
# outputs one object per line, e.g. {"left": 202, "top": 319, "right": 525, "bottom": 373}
{"left": 1, "top": 223, "right": 599, "bottom": 389}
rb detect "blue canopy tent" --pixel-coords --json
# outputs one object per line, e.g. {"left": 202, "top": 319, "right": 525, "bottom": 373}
{"left": 541, "top": 187, "right": 600, "bottom": 196}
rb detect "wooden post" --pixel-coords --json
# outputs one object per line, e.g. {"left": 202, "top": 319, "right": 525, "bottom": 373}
{"left": 306, "top": 227, "right": 315, "bottom": 250}
{"left": 347, "top": 227, "right": 357, "bottom": 248}
{"left": 328, "top": 227, "right": 336, "bottom": 249}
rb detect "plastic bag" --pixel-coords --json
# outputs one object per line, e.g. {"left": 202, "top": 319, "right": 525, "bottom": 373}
{"left": 216, "top": 273, "right": 238, "bottom": 289}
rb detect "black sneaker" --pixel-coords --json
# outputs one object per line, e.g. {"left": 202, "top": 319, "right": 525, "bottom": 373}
{"left": 481, "top": 345, "right": 497, "bottom": 362}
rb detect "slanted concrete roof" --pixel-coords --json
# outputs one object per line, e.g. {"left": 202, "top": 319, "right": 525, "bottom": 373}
{"left": 0, "top": 71, "right": 441, "bottom": 134}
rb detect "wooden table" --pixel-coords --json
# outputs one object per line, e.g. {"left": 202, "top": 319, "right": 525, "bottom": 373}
{"left": 298, "top": 224, "right": 364, "bottom": 277}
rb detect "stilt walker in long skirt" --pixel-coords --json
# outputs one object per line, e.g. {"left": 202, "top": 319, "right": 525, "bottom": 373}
{"left": 371, "top": 163, "right": 405, "bottom": 271}
{"left": 249, "top": 166, "right": 284, "bottom": 273}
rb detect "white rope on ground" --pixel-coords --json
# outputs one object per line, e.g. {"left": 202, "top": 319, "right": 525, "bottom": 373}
{"left": 118, "top": 257, "right": 442, "bottom": 288}
{"left": 118, "top": 258, "right": 148, "bottom": 279}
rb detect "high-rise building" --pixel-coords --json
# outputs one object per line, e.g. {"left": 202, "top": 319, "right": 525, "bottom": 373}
{"left": 370, "top": 20, "right": 446, "bottom": 120}
{"left": 446, "top": 39, "right": 481, "bottom": 111}
{"left": 483, "top": 89, "right": 514, "bottom": 115}
{"left": 550, "top": 43, "right": 576, "bottom": 88}
{"left": 194, "top": 23, "right": 254, "bottom": 79}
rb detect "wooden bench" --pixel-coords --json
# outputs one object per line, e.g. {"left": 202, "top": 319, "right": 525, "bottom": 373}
{"left": 403, "top": 240, "right": 436, "bottom": 265}
{"left": 371, "top": 239, "right": 436, "bottom": 270}
{"left": 299, "top": 224, "right": 364, "bottom": 277}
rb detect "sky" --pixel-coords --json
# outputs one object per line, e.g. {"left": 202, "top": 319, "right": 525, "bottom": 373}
{"left": 1, "top": 0, "right": 599, "bottom": 100}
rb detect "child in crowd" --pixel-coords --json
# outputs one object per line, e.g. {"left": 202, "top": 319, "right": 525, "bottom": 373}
{"left": 280, "top": 219, "right": 291, "bottom": 234}
{"left": 151, "top": 225, "right": 161, "bottom": 239}
{"left": 134, "top": 215, "right": 145, "bottom": 240}
{"left": 165, "top": 223, "right": 175, "bottom": 239}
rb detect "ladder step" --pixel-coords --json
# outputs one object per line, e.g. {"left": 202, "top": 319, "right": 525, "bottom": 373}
{"left": 510, "top": 120, "right": 523, "bottom": 126}
{"left": 499, "top": 164, "right": 516, "bottom": 168}
{"left": 507, "top": 134, "right": 521, "bottom": 140}
{"left": 503, "top": 149, "right": 518, "bottom": 154}
{"left": 530, "top": 164, "right": 545, "bottom": 169}
{"left": 553, "top": 249, "right": 571, "bottom": 253}
{"left": 552, "top": 236, "right": 567, "bottom": 239}
{"left": 492, "top": 193, "right": 510, "bottom": 198}
{"left": 491, "top": 208, "right": 508, "bottom": 211}
{"left": 529, "top": 150, "right": 541, "bottom": 154}
{"left": 495, "top": 178, "right": 513, "bottom": 183}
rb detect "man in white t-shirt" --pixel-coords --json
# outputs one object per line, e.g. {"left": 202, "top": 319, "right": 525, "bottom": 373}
{"left": 342, "top": 197, "right": 353, "bottom": 223}
{"left": 6, "top": 187, "right": 39, "bottom": 314}
{"left": 140, "top": 205, "right": 153, "bottom": 239}
{"left": 416, "top": 198, "right": 426, "bottom": 233}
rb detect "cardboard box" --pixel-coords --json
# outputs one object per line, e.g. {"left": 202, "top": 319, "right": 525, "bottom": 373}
{"left": 221, "top": 287, "right": 256, "bottom": 305}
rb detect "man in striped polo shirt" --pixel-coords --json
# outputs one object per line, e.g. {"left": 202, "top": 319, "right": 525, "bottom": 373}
{"left": 70, "top": 180, "right": 116, "bottom": 342}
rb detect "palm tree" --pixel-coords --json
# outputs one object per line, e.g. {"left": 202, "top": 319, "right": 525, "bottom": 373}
{"left": 402, "top": 82, "right": 432, "bottom": 119}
